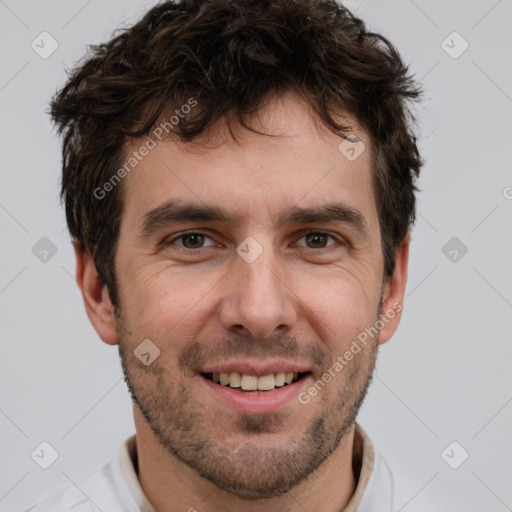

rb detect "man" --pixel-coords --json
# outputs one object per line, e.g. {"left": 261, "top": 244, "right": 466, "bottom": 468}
{"left": 27, "top": 0, "right": 423, "bottom": 510}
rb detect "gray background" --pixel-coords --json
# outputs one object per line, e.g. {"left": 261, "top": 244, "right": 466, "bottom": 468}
{"left": 1, "top": 0, "right": 511, "bottom": 510}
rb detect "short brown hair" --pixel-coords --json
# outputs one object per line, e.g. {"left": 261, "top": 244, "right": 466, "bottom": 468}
{"left": 50, "top": 0, "right": 423, "bottom": 307}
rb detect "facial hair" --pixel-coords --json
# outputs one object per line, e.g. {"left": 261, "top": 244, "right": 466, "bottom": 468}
{"left": 115, "top": 310, "right": 380, "bottom": 500}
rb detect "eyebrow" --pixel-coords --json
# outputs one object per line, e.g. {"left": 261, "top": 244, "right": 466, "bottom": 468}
{"left": 139, "top": 199, "right": 369, "bottom": 238}
{"left": 139, "top": 200, "right": 241, "bottom": 237}
{"left": 276, "top": 203, "right": 369, "bottom": 236}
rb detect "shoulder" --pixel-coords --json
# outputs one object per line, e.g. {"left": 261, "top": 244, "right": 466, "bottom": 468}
{"left": 356, "top": 446, "right": 394, "bottom": 512}
{"left": 22, "top": 489, "right": 95, "bottom": 512}
{"left": 21, "top": 457, "right": 139, "bottom": 512}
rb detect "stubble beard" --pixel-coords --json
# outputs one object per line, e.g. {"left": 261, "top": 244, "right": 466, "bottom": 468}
{"left": 115, "top": 312, "right": 379, "bottom": 500}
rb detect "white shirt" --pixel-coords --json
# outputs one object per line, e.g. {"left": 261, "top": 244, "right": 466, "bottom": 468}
{"left": 23, "top": 423, "right": 393, "bottom": 512}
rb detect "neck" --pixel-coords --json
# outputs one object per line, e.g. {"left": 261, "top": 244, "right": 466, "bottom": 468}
{"left": 133, "top": 407, "right": 357, "bottom": 512}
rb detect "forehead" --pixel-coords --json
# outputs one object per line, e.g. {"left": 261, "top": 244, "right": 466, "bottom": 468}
{"left": 120, "top": 92, "right": 377, "bottom": 234}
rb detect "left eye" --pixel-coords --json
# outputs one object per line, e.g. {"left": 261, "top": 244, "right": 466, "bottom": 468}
{"left": 295, "top": 232, "right": 338, "bottom": 249}
{"left": 169, "top": 233, "right": 217, "bottom": 249}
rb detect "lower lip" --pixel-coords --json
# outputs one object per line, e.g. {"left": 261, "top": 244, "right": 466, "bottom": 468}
{"left": 200, "top": 375, "right": 313, "bottom": 414}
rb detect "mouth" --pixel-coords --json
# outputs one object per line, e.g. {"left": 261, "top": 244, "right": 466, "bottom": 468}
{"left": 201, "top": 371, "right": 311, "bottom": 393}
{"left": 198, "top": 361, "right": 315, "bottom": 414}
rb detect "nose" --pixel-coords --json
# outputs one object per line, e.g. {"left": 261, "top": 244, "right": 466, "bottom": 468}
{"left": 218, "top": 247, "right": 297, "bottom": 340}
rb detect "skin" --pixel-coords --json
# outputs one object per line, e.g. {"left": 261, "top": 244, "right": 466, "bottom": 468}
{"left": 75, "top": 92, "right": 409, "bottom": 512}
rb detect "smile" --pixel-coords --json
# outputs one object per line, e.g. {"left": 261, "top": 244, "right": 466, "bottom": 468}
{"left": 202, "top": 371, "right": 309, "bottom": 392}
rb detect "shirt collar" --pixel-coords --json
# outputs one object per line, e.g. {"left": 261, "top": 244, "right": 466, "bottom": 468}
{"left": 120, "top": 422, "right": 376, "bottom": 512}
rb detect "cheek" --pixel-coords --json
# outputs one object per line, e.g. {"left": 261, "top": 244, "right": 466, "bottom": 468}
{"left": 295, "top": 273, "right": 379, "bottom": 346}
{"left": 116, "top": 268, "right": 176, "bottom": 335}
{"left": 150, "top": 273, "right": 215, "bottom": 341}
{"left": 330, "top": 291, "right": 376, "bottom": 337}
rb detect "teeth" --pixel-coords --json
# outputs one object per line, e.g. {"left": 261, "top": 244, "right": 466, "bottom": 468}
{"left": 240, "top": 374, "right": 258, "bottom": 391}
{"left": 274, "top": 372, "right": 286, "bottom": 386}
{"left": 211, "top": 371, "right": 303, "bottom": 390}
{"left": 229, "top": 372, "right": 241, "bottom": 388}
{"left": 257, "top": 374, "right": 275, "bottom": 391}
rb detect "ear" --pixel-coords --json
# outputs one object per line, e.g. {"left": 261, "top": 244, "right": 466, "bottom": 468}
{"left": 378, "top": 235, "right": 410, "bottom": 345}
{"left": 74, "top": 241, "right": 118, "bottom": 346}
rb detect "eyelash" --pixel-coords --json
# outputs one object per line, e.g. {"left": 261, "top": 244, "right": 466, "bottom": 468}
{"left": 164, "top": 230, "right": 343, "bottom": 250}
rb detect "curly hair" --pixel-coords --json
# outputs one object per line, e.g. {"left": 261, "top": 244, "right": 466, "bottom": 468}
{"left": 50, "top": 0, "right": 423, "bottom": 307}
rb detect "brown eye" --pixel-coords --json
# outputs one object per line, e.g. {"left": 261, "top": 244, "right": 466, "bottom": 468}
{"left": 181, "top": 233, "right": 205, "bottom": 248}
{"left": 295, "top": 231, "right": 339, "bottom": 249}
{"left": 304, "top": 232, "right": 329, "bottom": 248}
{"left": 166, "top": 232, "right": 216, "bottom": 249}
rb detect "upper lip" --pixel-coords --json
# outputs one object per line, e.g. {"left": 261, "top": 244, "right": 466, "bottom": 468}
{"left": 199, "top": 360, "right": 312, "bottom": 376}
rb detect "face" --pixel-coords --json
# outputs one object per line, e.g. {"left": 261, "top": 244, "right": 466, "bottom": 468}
{"left": 104, "top": 93, "right": 402, "bottom": 499}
